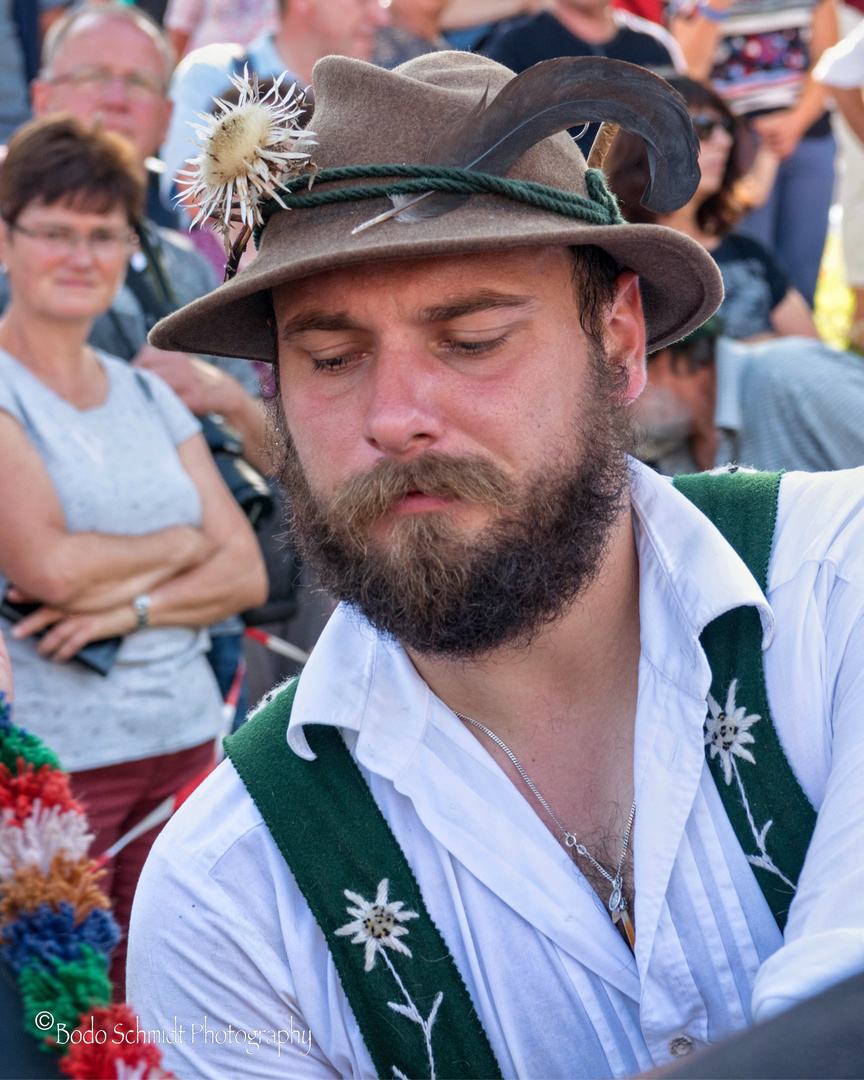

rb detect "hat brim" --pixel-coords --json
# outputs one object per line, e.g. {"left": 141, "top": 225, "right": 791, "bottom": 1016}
{"left": 150, "top": 192, "right": 722, "bottom": 361}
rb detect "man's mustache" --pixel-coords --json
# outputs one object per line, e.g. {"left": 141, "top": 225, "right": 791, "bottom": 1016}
{"left": 325, "top": 453, "right": 518, "bottom": 535}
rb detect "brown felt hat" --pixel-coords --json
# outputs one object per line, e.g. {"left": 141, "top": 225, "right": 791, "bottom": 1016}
{"left": 150, "top": 51, "right": 723, "bottom": 361}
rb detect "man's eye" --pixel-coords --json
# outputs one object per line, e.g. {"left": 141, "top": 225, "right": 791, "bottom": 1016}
{"left": 311, "top": 353, "right": 364, "bottom": 372}
{"left": 44, "top": 230, "right": 72, "bottom": 243}
{"left": 443, "top": 336, "right": 508, "bottom": 356}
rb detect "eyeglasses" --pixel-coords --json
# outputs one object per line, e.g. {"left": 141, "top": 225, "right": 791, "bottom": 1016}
{"left": 690, "top": 113, "right": 736, "bottom": 141}
{"left": 10, "top": 223, "right": 138, "bottom": 258}
{"left": 49, "top": 68, "right": 165, "bottom": 102}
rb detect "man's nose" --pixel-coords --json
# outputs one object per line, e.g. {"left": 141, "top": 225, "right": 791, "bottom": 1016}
{"left": 362, "top": 347, "right": 444, "bottom": 456}
{"left": 100, "top": 73, "right": 132, "bottom": 106}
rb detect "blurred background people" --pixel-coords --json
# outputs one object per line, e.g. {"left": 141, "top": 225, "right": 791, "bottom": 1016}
{"left": 635, "top": 319, "right": 864, "bottom": 475}
{"left": 0, "top": 0, "right": 69, "bottom": 145}
{"left": 669, "top": 0, "right": 838, "bottom": 308}
{"left": 606, "top": 76, "right": 820, "bottom": 342}
{"left": 604, "top": 77, "right": 864, "bottom": 480}
{"left": 482, "top": 0, "right": 684, "bottom": 153}
{"left": 372, "top": 0, "right": 449, "bottom": 68}
{"left": 161, "top": 0, "right": 389, "bottom": 205}
{"left": 164, "top": 0, "right": 279, "bottom": 59}
{"left": 0, "top": 116, "right": 266, "bottom": 985}
{"left": 815, "top": 12, "right": 864, "bottom": 355}
{"left": 436, "top": 0, "right": 547, "bottom": 50}
{"left": 22, "top": 2, "right": 280, "bottom": 716}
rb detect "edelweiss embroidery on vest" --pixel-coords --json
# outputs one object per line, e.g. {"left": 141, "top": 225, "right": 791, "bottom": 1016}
{"left": 335, "top": 878, "right": 444, "bottom": 1080}
{"left": 704, "top": 679, "right": 796, "bottom": 891}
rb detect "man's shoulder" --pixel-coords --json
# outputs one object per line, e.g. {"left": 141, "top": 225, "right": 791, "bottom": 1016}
{"left": 139, "top": 751, "right": 281, "bottom": 921}
{"left": 772, "top": 467, "right": 864, "bottom": 587}
{"left": 716, "top": 232, "right": 776, "bottom": 264}
{"left": 492, "top": 10, "right": 558, "bottom": 41}
{"left": 483, "top": 12, "right": 578, "bottom": 68}
{"left": 609, "top": 10, "right": 680, "bottom": 67}
{"left": 142, "top": 218, "right": 220, "bottom": 299}
{"left": 172, "top": 39, "right": 250, "bottom": 89}
{"left": 143, "top": 218, "right": 208, "bottom": 263}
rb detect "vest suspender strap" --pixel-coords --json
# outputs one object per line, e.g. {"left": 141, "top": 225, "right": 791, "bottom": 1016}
{"left": 673, "top": 469, "right": 817, "bottom": 930}
{"left": 224, "top": 681, "right": 504, "bottom": 1080}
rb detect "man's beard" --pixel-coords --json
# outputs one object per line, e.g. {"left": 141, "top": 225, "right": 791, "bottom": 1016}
{"left": 272, "top": 343, "right": 633, "bottom": 660}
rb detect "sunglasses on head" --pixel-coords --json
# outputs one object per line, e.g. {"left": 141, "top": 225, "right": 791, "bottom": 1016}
{"left": 690, "top": 113, "right": 736, "bottom": 140}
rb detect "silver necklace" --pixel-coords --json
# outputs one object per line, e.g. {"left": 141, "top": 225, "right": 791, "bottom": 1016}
{"left": 455, "top": 711, "right": 637, "bottom": 951}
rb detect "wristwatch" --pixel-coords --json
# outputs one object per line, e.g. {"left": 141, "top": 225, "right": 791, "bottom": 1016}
{"left": 132, "top": 593, "right": 151, "bottom": 630}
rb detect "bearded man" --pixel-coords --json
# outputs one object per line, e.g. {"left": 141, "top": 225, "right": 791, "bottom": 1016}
{"left": 128, "top": 51, "right": 864, "bottom": 1079}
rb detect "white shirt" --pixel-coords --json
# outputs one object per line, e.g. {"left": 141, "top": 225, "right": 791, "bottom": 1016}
{"left": 128, "top": 460, "right": 864, "bottom": 1078}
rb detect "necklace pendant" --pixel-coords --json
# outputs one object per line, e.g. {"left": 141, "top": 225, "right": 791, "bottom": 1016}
{"left": 618, "top": 906, "right": 636, "bottom": 952}
{"left": 609, "top": 884, "right": 636, "bottom": 953}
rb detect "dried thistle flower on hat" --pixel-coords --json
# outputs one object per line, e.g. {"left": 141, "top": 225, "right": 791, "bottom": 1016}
{"left": 178, "top": 66, "right": 317, "bottom": 255}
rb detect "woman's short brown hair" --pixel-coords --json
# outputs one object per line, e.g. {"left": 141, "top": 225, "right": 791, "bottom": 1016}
{"left": 1, "top": 115, "right": 144, "bottom": 227}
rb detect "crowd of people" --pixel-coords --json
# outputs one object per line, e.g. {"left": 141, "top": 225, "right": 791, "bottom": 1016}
{"left": 1, "top": 0, "right": 864, "bottom": 1078}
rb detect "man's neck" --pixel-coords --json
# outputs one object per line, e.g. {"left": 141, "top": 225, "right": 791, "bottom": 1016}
{"left": 408, "top": 501, "right": 641, "bottom": 756}
{"left": 550, "top": 0, "right": 618, "bottom": 44}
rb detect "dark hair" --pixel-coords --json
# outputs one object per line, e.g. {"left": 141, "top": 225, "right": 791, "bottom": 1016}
{"left": 1, "top": 115, "right": 144, "bottom": 226}
{"left": 605, "top": 76, "right": 755, "bottom": 238}
{"left": 570, "top": 244, "right": 621, "bottom": 341}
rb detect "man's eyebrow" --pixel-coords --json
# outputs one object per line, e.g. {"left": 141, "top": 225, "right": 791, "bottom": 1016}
{"left": 279, "top": 312, "right": 361, "bottom": 340}
{"left": 278, "top": 292, "right": 536, "bottom": 341}
{"left": 420, "top": 291, "right": 536, "bottom": 324}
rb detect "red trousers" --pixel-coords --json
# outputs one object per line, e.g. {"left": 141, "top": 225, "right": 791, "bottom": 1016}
{"left": 69, "top": 740, "right": 215, "bottom": 995}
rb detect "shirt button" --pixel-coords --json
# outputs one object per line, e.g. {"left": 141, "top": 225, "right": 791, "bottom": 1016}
{"left": 669, "top": 1035, "right": 695, "bottom": 1057}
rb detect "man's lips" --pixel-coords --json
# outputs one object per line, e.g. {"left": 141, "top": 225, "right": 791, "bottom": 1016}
{"left": 390, "top": 490, "right": 457, "bottom": 514}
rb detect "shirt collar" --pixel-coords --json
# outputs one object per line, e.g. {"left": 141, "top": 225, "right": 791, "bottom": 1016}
{"left": 287, "top": 458, "right": 775, "bottom": 761}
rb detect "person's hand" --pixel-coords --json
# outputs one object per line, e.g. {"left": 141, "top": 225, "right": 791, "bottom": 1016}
{"left": 0, "top": 630, "right": 13, "bottom": 704}
{"left": 11, "top": 603, "right": 138, "bottom": 663}
{"left": 752, "top": 110, "right": 806, "bottom": 160}
{"left": 133, "top": 346, "right": 244, "bottom": 419}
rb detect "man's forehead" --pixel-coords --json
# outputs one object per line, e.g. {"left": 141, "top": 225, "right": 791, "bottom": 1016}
{"left": 51, "top": 15, "right": 165, "bottom": 73}
{"left": 271, "top": 246, "right": 576, "bottom": 323}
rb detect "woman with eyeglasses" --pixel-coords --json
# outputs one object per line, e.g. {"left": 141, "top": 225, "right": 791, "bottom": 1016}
{"left": 0, "top": 115, "right": 267, "bottom": 989}
{"left": 606, "top": 76, "right": 820, "bottom": 343}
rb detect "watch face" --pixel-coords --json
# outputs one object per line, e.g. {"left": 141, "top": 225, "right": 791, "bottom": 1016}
{"left": 134, "top": 595, "right": 150, "bottom": 628}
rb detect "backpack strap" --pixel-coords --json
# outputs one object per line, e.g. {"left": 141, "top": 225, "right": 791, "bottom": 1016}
{"left": 224, "top": 683, "right": 503, "bottom": 1080}
{"left": 674, "top": 470, "right": 817, "bottom": 931}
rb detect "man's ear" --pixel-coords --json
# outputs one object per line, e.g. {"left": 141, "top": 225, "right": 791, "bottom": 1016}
{"left": 605, "top": 270, "right": 646, "bottom": 403}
